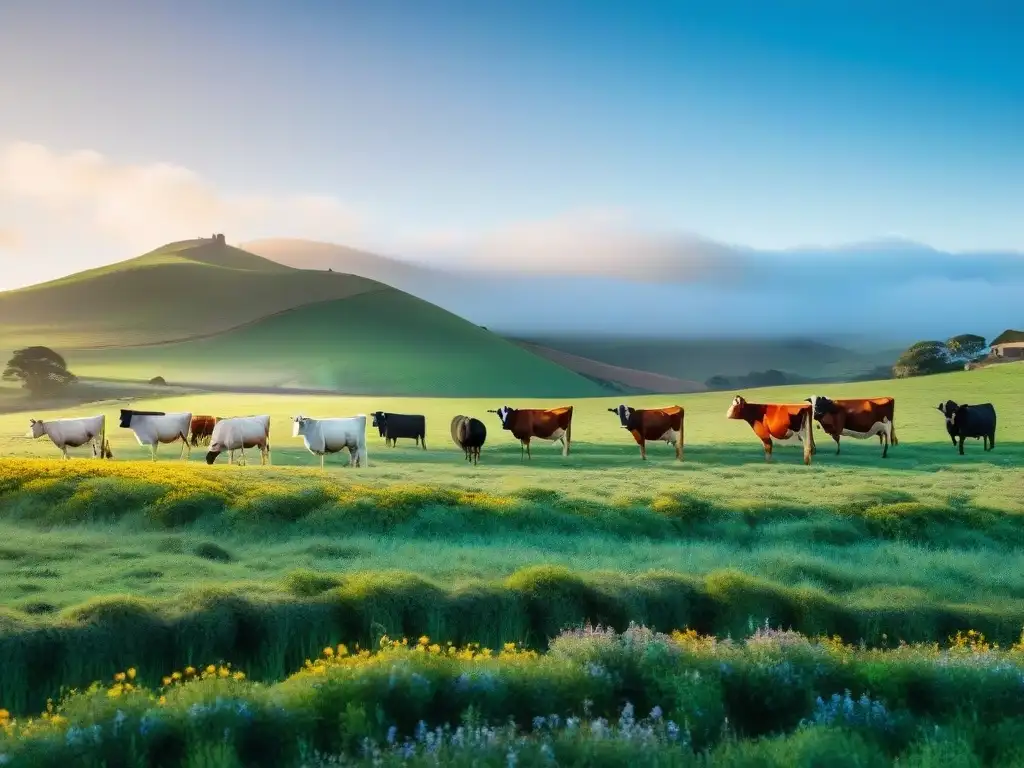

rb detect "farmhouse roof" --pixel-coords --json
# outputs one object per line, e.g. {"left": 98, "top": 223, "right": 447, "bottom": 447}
{"left": 991, "top": 329, "right": 1024, "bottom": 346}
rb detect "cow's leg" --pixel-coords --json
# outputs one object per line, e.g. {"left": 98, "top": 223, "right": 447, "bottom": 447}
{"left": 762, "top": 439, "right": 773, "bottom": 462}
{"left": 989, "top": 431, "right": 996, "bottom": 451}
{"left": 421, "top": 435, "right": 427, "bottom": 450}
{"left": 639, "top": 438, "right": 646, "bottom": 460}
{"left": 834, "top": 435, "right": 841, "bottom": 455}
{"left": 881, "top": 422, "right": 892, "bottom": 458}
{"left": 151, "top": 443, "right": 158, "bottom": 462}
{"left": 180, "top": 434, "right": 191, "bottom": 461}
{"left": 958, "top": 435, "right": 965, "bottom": 456}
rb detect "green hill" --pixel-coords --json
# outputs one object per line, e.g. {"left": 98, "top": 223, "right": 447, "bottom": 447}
{"left": 0, "top": 238, "right": 381, "bottom": 348}
{"left": 69, "top": 293, "right": 608, "bottom": 397}
{"left": 0, "top": 237, "right": 605, "bottom": 397}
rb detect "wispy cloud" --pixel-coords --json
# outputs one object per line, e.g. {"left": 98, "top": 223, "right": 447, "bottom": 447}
{"left": 407, "top": 209, "right": 746, "bottom": 283}
{"left": 0, "top": 141, "right": 365, "bottom": 254}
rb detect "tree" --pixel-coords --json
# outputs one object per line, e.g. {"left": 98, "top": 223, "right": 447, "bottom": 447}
{"left": 3, "top": 346, "right": 77, "bottom": 393}
{"left": 945, "top": 334, "right": 987, "bottom": 363}
{"left": 892, "top": 341, "right": 958, "bottom": 378}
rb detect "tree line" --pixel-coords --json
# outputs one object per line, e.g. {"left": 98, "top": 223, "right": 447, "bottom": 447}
{"left": 892, "top": 334, "right": 987, "bottom": 378}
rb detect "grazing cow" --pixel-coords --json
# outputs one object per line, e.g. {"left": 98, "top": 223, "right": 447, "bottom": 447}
{"left": 26, "top": 414, "right": 113, "bottom": 460}
{"left": 292, "top": 414, "right": 368, "bottom": 469}
{"left": 188, "top": 415, "right": 218, "bottom": 447}
{"left": 118, "top": 409, "right": 192, "bottom": 461}
{"left": 607, "top": 404, "right": 684, "bottom": 461}
{"left": 805, "top": 396, "right": 898, "bottom": 458}
{"left": 205, "top": 415, "right": 271, "bottom": 466}
{"left": 487, "top": 405, "right": 573, "bottom": 460}
{"left": 371, "top": 411, "right": 426, "bottom": 449}
{"left": 937, "top": 400, "right": 997, "bottom": 454}
{"left": 725, "top": 396, "right": 815, "bottom": 465}
{"left": 450, "top": 415, "right": 486, "bottom": 465}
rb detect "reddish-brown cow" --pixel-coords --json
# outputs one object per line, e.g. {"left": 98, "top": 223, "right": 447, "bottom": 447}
{"left": 607, "top": 404, "right": 684, "bottom": 460}
{"left": 806, "top": 395, "right": 898, "bottom": 458}
{"left": 487, "top": 405, "right": 573, "bottom": 460}
{"left": 188, "top": 415, "right": 218, "bottom": 447}
{"left": 726, "top": 396, "right": 815, "bottom": 465}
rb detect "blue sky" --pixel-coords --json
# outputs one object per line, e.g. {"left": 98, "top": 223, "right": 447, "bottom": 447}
{"left": 0, "top": 0, "right": 1022, "bottom": 293}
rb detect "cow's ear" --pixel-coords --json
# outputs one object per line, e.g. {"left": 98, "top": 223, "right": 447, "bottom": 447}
{"left": 804, "top": 398, "right": 811, "bottom": 403}
{"left": 936, "top": 403, "right": 943, "bottom": 411}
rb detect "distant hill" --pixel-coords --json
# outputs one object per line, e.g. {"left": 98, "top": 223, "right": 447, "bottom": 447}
{"left": 517, "top": 336, "right": 903, "bottom": 385}
{"left": 514, "top": 341, "right": 707, "bottom": 394}
{"left": 0, "top": 238, "right": 607, "bottom": 397}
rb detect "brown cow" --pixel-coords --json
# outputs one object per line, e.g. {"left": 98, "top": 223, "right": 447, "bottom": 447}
{"left": 487, "top": 405, "right": 573, "bottom": 460}
{"left": 188, "top": 415, "right": 218, "bottom": 447}
{"left": 726, "top": 395, "right": 815, "bottom": 465}
{"left": 607, "top": 404, "right": 684, "bottom": 460}
{"left": 806, "top": 395, "right": 898, "bottom": 458}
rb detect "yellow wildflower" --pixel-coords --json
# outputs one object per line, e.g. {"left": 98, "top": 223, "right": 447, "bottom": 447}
{"left": 171, "top": 671, "right": 182, "bottom": 681}
{"left": 0, "top": 709, "right": 9, "bottom": 722}
{"left": 158, "top": 696, "right": 166, "bottom": 706}
{"left": 337, "top": 644, "right": 348, "bottom": 656}
{"left": 233, "top": 671, "right": 246, "bottom": 681}
{"left": 113, "top": 672, "right": 126, "bottom": 683}
{"left": 218, "top": 666, "right": 230, "bottom": 678}
{"left": 185, "top": 666, "right": 196, "bottom": 677}
{"left": 127, "top": 668, "right": 137, "bottom": 680}
{"left": 162, "top": 677, "right": 172, "bottom": 686}
{"left": 205, "top": 665, "right": 216, "bottom": 676}
{"left": 323, "top": 647, "right": 334, "bottom": 657}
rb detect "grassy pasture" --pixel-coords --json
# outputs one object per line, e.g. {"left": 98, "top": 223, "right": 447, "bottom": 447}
{"left": 0, "top": 364, "right": 1020, "bottom": 715}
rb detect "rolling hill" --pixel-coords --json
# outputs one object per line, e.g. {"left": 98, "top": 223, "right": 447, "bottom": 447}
{"left": 0, "top": 238, "right": 384, "bottom": 349}
{"left": 70, "top": 294, "right": 608, "bottom": 396}
{"left": 0, "top": 238, "right": 607, "bottom": 397}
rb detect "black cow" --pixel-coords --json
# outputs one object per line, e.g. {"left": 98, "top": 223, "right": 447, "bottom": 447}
{"left": 450, "top": 415, "right": 486, "bottom": 465}
{"left": 937, "top": 400, "right": 996, "bottom": 454}
{"left": 371, "top": 411, "right": 427, "bottom": 449}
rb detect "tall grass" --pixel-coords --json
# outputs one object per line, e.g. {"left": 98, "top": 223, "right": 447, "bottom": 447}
{"left": 5, "top": 624, "right": 1024, "bottom": 766}
{"left": 2, "top": 457, "right": 1024, "bottom": 715}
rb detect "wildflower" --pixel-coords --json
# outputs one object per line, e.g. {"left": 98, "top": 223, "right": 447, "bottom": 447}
{"left": 233, "top": 671, "right": 245, "bottom": 681}
{"left": 205, "top": 665, "right": 216, "bottom": 676}
{"left": 218, "top": 666, "right": 230, "bottom": 678}
{"left": 127, "top": 668, "right": 137, "bottom": 680}
{"left": 0, "top": 710, "right": 8, "bottom": 723}
{"left": 418, "top": 635, "right": 430, "bottom": 647}
{"left": 649, "top": 706, "right": 663, "bottom": 721}
{"left": 162, "top": 677, "right": 172, "bottom": 686}
{"left": 113, "top": 672, "right": 126, "bottom": 683}
{"left": 323, "top": 647, "right": 335, "bottom": 657}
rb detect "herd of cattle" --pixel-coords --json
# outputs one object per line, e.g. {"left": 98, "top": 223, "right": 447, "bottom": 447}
{"left": 22, "top": 394, "right": 999, "bottom": 467}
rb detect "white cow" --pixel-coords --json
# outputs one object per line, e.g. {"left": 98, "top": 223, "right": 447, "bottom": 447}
{"left": 204, "top": 415, "right": 271, "bottom": 466}
{"left": 292, "top": 414, "right": 368, "bottom": 469}
{"left": 26, "top": 415, "right": 112, "bottom": 460}
{"left": 118, "top": 409, "right": 193, "bottom": 461}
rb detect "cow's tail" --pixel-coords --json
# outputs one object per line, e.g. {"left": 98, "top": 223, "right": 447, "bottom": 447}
{"left": 802, "top": 408, "right": 815, "bottom": 465}
{"left": 563, "top": 407, "right": 573, "bottom": 456}
{"left": 676, "top": 408, "right": 685, "bottom": 461}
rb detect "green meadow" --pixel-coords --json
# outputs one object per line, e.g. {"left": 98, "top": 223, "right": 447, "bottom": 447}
{"left": 0, "top": 362, "right": 1020, "bottom": 719}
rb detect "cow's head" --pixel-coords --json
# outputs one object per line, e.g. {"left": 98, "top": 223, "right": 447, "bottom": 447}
{"left": 952, "top": 403, "right": 972, "bottom": 429}
{"left": 118, "top": 409, "right": 134, "bottom": 429}
{"left": 292, "top": 415, "right": 309, "bottom": 438}
{"left": 937, "top": 400, "right": 959, "bottom": 423}
{"left": 805, "top": 396, "right": 836, "bottom": 420}
{"left": 370, "top": 411, "right": 387, "bottom": 434}
{"left": 725, "top": 396, "right": 746, "bottom": 420}
{"left": 486, "top": 406, "right": 514, "bottom": 428}
{"left": 607, "top": 404, "right": 634, "bottom": 427}
{"left": 26, "top": 418, "right": 44, "bottom": 439}
{"left": 205, "top": 450, "right": 221, "bottom": 465}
